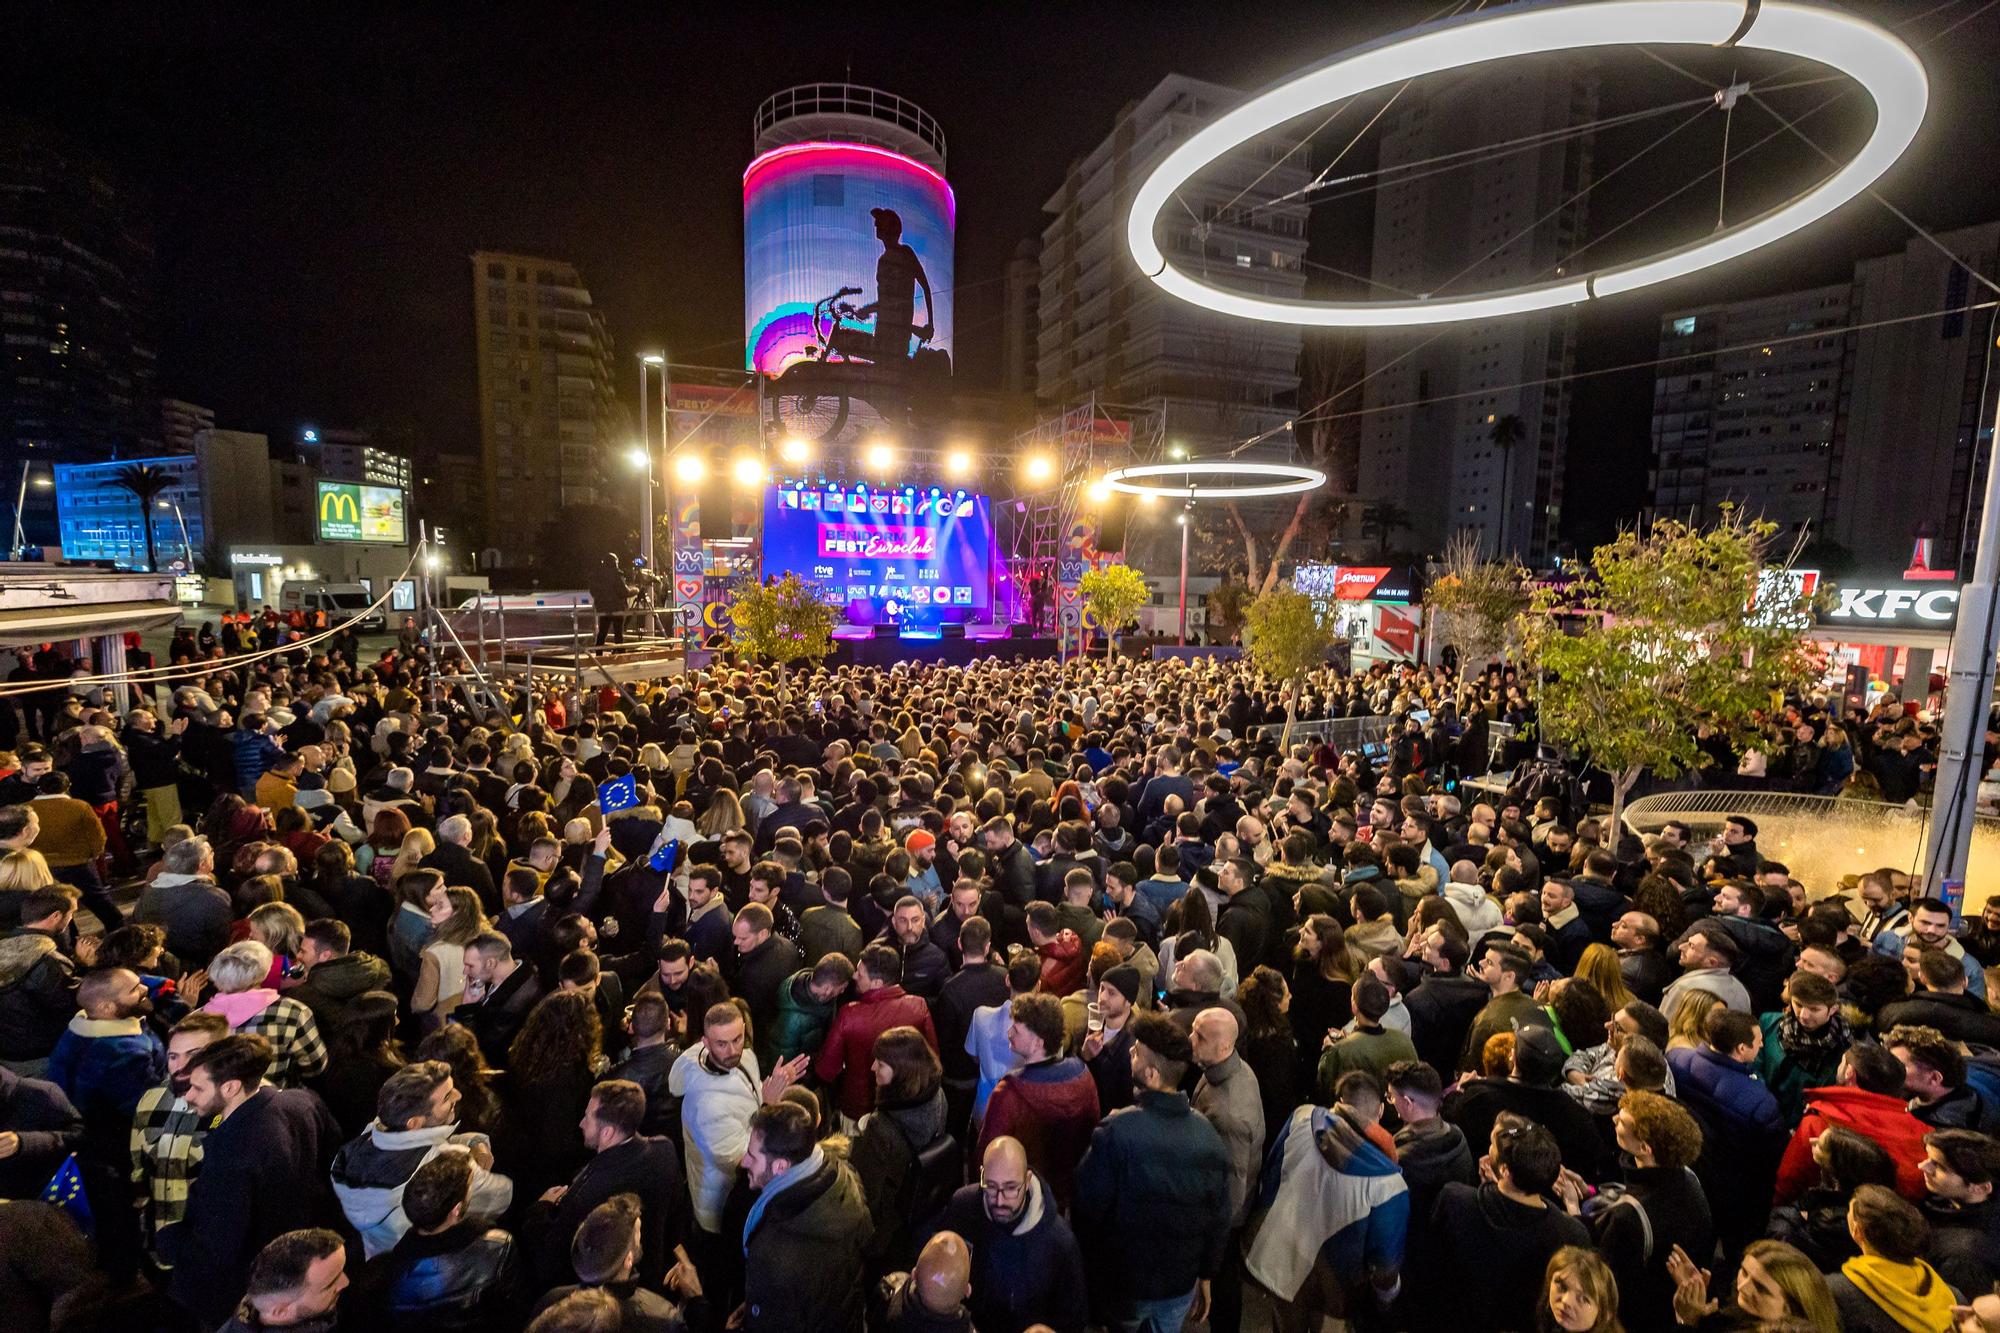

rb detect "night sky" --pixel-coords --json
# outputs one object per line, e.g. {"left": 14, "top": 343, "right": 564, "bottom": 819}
{"left": 5, "top": 2, "right": 1997, "bottom": 551}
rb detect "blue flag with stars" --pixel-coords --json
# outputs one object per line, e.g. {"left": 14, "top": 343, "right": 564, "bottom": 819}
{"left": 41, "top": 1154, "right": 93, "bottom": 1235}
{"left": 597, "top": 774, "right": 640, "bottom": 815}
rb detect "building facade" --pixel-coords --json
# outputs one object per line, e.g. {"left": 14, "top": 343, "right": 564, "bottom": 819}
{"left": 1638, "top": 222, "right": 2000, "bottom": 573}
{"left": 471, "top": 251, "right": 621, "bottom": 562}
{"left": 1646, "top": 284, "right": 1849, "bottom": 539}
{"left": 160, "top": 398, "right": 215, "bottom": 455}
{"left": 1, "top": 120, "right": 162, "bottom": 547}
{"left": 1828, "top": 222, "right": 2000, "bottom": 572}
{"left": 1034, "top": 75, "right": 1310, "bottom": 453}
{"left": 1354, "top": 64, "right": 1598, "bottom": 563}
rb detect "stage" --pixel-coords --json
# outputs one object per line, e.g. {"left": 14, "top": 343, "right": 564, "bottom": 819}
{"left": 828, "top": 623, "right": 1056, "bottom": 666}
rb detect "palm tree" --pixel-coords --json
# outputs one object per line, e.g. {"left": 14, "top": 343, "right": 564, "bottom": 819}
{"left": 113, "top": 463, "right": 173, "bottom": 572}
{"left": 1488, "top": 413, "right": 1528, "bottom": 556}
{"left": 1359, "top": 502, "right": 1413, "bottom": 559}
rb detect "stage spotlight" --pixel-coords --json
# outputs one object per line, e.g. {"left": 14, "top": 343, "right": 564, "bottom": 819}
{"left": 732, "top": 453, "right": 766, "bottom": 486}
{"left": 866, "top": 441, "right": 896, "bottom": 472}
{"left": 1168, "top": 443, "right": 1188, "bottom": 460}
{"left": 1087, "top": 477, "right": 1113, "bottom": 502}
{"left": 944, "top": 449, "right": 973, "bottom": 479}
{"left": 779, "top": 437, "right": 811, "bottom": 466}
{"left": 1024, "top": 453, "right": 1055, "bottom": 484}
{"left": 672, "top": 454, "right": 706, "bottom": 484}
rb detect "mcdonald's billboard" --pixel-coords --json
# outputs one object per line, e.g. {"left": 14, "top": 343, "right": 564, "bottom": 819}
{"left": 316, "top": 481, "right": 408, "bottom": 545}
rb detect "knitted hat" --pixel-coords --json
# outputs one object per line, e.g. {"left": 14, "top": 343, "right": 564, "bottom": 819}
{"left": 1511, "top": 1022, "right": 1567, "bottom": 1085}
{"left": 1100, "top": 964, "right": 1142, "bottom": 1005}
{"left": 905, "top": 829, "right": 937, "bottom": 854}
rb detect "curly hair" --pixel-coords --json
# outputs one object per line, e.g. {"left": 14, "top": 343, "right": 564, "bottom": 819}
{"left": 508, "top": 990, "right": 602, "bottom": 1088}
{"left": 1235, "top": 965, "right": 1290, "bottom": 1040}
{"left": 1617, "top": 1089, "right": 1703, "bottom": 1168}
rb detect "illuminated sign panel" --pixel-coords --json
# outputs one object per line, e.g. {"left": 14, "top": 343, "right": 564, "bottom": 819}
{"left": 317, "top": 482, "right": 407, "bottom": 545}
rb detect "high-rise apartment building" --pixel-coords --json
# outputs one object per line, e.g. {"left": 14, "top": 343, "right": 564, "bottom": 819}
{"left": 1355, "top": 65, "right": 1598, "bottom": 562}
{"left": 1034, "top": 75, "right": 1310, "bottom": 450}
{"left": 1640, "top": 222, "right": 2000, "bottom": 573}
{"left": 1646, "top": 285, "right": 1849, "bottom": 539}
{"left": 160, "top": 399, "right": 215, "bottom": 455}
{"left": 1000, "top": 238, "right": 1040, "bottom": 400}
{"left": 1828, "top": 222, "right": 2000, "bottom": 571}
{"left": 470, "top": 251, "right": 621, "bottom": 562}
{"left": 1, "top": 120, "right": 161, "bottom": 547}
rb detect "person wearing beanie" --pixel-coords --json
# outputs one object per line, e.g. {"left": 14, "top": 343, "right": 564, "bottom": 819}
{"left": 1082, "top": 964, "right": 1141, "bottom": 1114}
{"left": 903, "top": 829, "right": 944, "bottom": 915}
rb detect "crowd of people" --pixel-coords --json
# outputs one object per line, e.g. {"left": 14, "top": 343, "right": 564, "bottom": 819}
{"left": 1, "top": 640, "right": 1998, "bottom": 1333}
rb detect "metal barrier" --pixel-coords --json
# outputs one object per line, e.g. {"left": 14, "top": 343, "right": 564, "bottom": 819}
{"left": 1247, "top": 714, "right": 1395, "bottom": 748}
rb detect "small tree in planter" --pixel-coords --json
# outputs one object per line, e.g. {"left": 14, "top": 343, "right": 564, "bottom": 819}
{"left": 1426, "top": 528, "right": 1530, "bottom": 670}
{"left": 1078, "top": 564, "right": 1149, "bottom": 658}
{"left": 1244, "top": 582, "right": 1341, "bottom": 748}
{"left": 728, "top": 572, "right": 835, "bottom": 695}
{"left": 1205, "top": 579, "right": 1253, "bottom": 645}
{"left": 1517, "top": 510, "right": 1821, "bottom": 828}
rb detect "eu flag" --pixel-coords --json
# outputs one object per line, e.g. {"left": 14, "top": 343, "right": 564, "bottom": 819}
{"left": 41, "top": 1154, "right": 93, "bottom": 1235}
{"left": 597, "top": 774, "right": 640, "bottom": 814}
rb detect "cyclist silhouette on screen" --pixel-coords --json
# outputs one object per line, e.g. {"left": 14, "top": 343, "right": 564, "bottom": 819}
{"left": 832, "top": 207, "right": 934, "bottom": 364}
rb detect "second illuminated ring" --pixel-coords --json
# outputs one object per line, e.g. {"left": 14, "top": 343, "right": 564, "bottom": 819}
{"left": 1103, "top": 461, "right": 1328, "bottom": 500}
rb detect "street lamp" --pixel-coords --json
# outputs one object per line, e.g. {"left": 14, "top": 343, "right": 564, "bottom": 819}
{"left": 155, "top": 498, "right": 194, "bottom": 569}
{"left": 1177, "top": 506, "right": 1192, "bottom": 646}
{"left": 673, "top": 453, "right": 706, "bottom": 485}
{"left": 10, "top": 464, "right": 52, "bottom": 560}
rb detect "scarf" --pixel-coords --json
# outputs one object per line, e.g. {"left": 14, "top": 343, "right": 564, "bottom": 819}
{"left": 1778, "top": 1009, "right": 1850, "bottom": 1063}
{"left": 1840, "top": 1255, "right": 1955, "bottom": 1333}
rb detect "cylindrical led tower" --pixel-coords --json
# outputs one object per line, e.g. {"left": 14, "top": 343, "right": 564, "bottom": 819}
{"left": 745, "top": 84, "right": 955, "bottom": 376}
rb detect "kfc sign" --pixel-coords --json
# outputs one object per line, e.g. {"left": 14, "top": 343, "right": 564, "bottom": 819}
{"left": 1820, "top": 582, "right": 1960, "bottom": 630}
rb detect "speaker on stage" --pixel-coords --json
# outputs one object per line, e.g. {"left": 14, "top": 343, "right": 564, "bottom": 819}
{"left": 1096, "top": 494, "right": 1130, "bottom": 551}
{"left": 872, "top": 623, "right": 900, "bottom": 639}
{"left": 1010, "top": 623, "right": 1036, "bottom": 639}
{"left": 940, "top": 622, "right": 965, "bottom": 640}
{"left": 698, "top": 473, "right": 732, "bottom": 539}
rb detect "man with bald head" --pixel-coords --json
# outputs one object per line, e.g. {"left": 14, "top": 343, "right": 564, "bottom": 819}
{"left": 1612, "top": 909, "right": 1675, "bottom": 1006}
{"left": 1192, "top": 1008, "right": 1264, "bottom": 1333}
{"left": 924, "top": 1136, "right": 1087, "bottom": 1333}
{"left": 881, "top": 1231, "right": 976, "bottom": 1330}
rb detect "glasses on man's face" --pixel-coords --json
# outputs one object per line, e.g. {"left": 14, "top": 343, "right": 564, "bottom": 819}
{"left": 979, "top": 1176, "right": 1024, "bottom": 1199}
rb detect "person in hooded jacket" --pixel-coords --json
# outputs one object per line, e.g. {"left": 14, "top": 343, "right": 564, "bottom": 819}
{"left": 738, "top": 1099, "right": 873, "bottom": 1333}
{"left": 1427, "top": 1114, "right": 1589, "bottom": 1333}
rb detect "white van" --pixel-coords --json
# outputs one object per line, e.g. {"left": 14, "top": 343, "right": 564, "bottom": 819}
{"left": 282, "top": 581, "right": 386, "bottom": 632}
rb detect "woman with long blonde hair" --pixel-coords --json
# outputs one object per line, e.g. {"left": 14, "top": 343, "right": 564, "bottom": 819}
{"left": 390, "top": 827, "right": 435, "bottom": 886}
{"left": 1575, "top": 943, "right": 1637, "bottom": 1014}
{"left": 1667, "top": 989, "right": 1725, "bottom": 1053}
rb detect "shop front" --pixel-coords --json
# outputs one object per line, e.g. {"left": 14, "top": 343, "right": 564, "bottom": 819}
{"left": 1295, "top": 564, "right": 1425, "bottom": 665}
{"left": 1809, "top": 570, "right": 1960, "bottom": 708}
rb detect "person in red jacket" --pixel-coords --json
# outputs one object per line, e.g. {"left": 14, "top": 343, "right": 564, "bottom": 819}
{"left": 812, "top": 942, "right": 936, "bottom": 1126}
{"left": 1776, "top": 1042, "right": 1931, "bottom": 1203}
{"left": 1027, "top": 903, "right": 1086, "bottom": 996}
{"left": 977, "top": 991, "right": 1101, "bottom": 1210}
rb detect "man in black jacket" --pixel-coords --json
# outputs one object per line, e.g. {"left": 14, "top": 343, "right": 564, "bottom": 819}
{"left": 933, "top": 918, "right": 1008, "bottom": 1137}
{"left": 1878, "top": 947, "right": 2000, "bottom": 1046}
{"left": 739, "top": 1099, "right": 873, "bottom": 1332}
{"left": 0, "top": 887, "right": 83, "bottom": 1071}
{"left": 1403, "top": 929, "right": 1487, "bottom": 1077}
{"left": 163, "top": 1035, "right": 343, "bottom": 1329}
{"left": 533, "top": 1080, "right": 689, "bottom": 1288}
{"left": 352, "top": 1149, "right": 525, "bottom": 1331}
{"left": 878, "top": 896, "right": 950, "bottom": 1001}
{"left": 134, "top": 836, "right": 233, "bottom": 968}
{"left": 925, "top": 1135, "right": 1088, "bottom": 1333}
{"left": 456, "top": 931, "right": 545, "bottom": 1069}
{"left": 606, "top": 994, "right": 679, "bottom": 1138}
{"left": 1612, "top": 910, "right": 1677, "bottom": 1007}
{"left": 1072, "top": 1012, "right": 1233, "bottom": 1331}
{"left": 421, "top": 815, "right": 498, "bottom": 915}
{"left": 0, "top": 1064, "right": 83, "bottom": 1199}
{"left": 732, "top": 904, "right": 802, "bottom": 1069}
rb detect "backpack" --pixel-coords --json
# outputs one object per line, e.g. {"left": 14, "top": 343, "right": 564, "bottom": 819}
{"left": 893, "top": 1118, "right": 964, "bottom": 1231}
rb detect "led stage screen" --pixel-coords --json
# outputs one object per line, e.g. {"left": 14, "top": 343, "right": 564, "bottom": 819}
{"left": 761, "top": 482, "right": 991, "bottom": 625}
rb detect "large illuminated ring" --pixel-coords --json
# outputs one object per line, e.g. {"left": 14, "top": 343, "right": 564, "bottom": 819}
{"left": 1104, "top": 461, "right": 1328, "bottom": 500}
{"left": 1127, "top": 1, "right": 1926, "bottom": 328}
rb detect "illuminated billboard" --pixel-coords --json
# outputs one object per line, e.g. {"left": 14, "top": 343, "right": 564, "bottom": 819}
{"left": 744, "top": 142, "right": 955, "bottom": 376}
{"left": 761, "top": 481, "right": 991, "bottom": 625}
{"left": 317, "top": 482, "right": 408, "bottom": 545}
